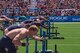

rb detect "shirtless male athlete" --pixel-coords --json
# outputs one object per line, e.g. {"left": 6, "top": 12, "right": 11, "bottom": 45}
{"left": 0, "top": 25, "right": 45, "bottom": 53}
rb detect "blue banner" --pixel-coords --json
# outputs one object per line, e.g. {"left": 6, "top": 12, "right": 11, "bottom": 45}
{"left": 29, "top": 16, "right": 80, "bottom": 22}
{"left": 8, "top": 16, "right": 80, "bottom": 22}
{"left": 49, "top": 16, "right": 80, "bottom": 22}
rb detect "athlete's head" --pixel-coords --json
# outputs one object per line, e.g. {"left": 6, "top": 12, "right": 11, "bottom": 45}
{"left": 28, "top": 25, "right": 38, "bottom": 35}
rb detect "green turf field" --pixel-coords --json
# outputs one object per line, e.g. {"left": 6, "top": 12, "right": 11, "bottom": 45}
{"left": 0, "top": 22, "right": 80, "bottom": 53}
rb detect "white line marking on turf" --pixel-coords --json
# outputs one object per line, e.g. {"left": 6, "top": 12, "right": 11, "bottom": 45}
{"left": 65, "top": 37, "right": 80, "bottom": 38}
{"left": 57, "top": 44, "right": 80, "bottom": 46}
{"left": 30, "top": 44, "right": 80, "bottom": 46}
{"left": 54, "top": 22, "right": 80, "bottom": 24}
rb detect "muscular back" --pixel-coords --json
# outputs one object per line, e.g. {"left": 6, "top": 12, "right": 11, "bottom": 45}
{"left": 6, "top": 28, "right": 28, "bottom": 40}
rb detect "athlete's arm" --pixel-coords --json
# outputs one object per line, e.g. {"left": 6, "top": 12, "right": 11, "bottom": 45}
{"left": 32, "top": 35, "right": 45, "bottom": 41}
{"left": 4, "top": 16, "right": 13, "bottom": 21}
{"left": 12, "top": 29, "right": 27, "bottom": 46}
{"left": 0, "top": 18, "right": 5, "bottom": 21}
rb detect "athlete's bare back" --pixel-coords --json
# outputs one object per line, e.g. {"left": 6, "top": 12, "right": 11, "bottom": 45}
{"left": 6, "top": 28, "right": 28, "bottom": 40}
{"left": 5, "top": 28, "right": 29, "bottom": 46}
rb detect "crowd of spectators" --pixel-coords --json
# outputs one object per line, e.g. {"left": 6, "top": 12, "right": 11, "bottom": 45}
{"left": 0, "top": 0, "right": 80, "bottom": 16}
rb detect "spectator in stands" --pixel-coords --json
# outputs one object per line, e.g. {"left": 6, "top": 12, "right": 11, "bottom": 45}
{"left": 77, "top": 2, "right": 80, "bottom": 9}
{"left": 0, "top": 0, "right": 80, "bottom": 16}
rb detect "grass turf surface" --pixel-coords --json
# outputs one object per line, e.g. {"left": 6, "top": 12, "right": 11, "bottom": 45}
{"left": 0, "top": 22, "right": 80, "bottom": 53}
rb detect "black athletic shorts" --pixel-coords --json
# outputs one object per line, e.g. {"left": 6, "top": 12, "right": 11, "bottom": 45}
{"left": 0, "top": 36, "right": 16, "bottom": 53}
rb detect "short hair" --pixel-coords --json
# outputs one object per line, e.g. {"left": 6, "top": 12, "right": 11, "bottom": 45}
{"left": 28, "top": 25, "right": 38, "bottom": 31}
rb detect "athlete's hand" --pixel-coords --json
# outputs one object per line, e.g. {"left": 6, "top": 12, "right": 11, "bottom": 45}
{"left": 21, "top": 42, "right": 29, "bottom": 46}
{"left": 25, "top": 42, "right": 29, "bottom": 46}
{"left": 40, "top": 37, "right": 48, "bottom": 41}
